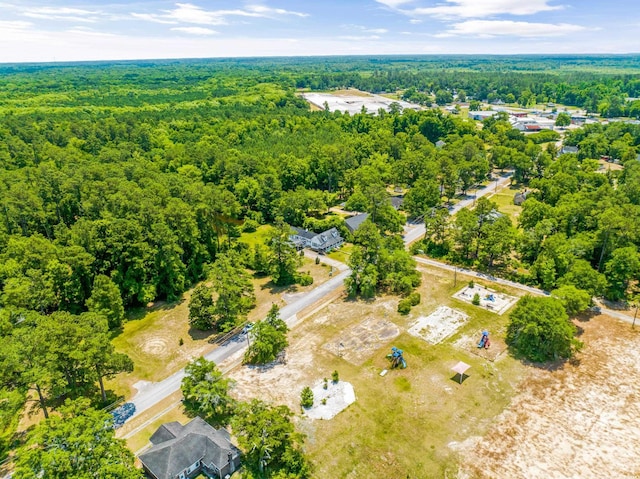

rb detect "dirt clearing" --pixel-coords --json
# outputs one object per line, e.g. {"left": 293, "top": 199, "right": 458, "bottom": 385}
{"left": 460, "top": 314, "right": 640, "bottom": 479}
{"left": 323, "top": 317, "right": 400, "bottom": 365}
{"left": 408, "top": 306, "right": 469, "bottom": 344}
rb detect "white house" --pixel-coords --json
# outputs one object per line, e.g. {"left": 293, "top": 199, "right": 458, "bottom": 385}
{"left": 290, "top": 227, "right": 344, "bottom": 254}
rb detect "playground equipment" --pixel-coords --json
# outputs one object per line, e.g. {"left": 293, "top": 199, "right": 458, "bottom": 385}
{"left": 386, "top": 346, "right": 407, "bottom": 369}
{"left": 485, "top": 294, "right": 495, "bottom": 302}
{"left": 477, "top": 331, "right": 490, "bottom": 349}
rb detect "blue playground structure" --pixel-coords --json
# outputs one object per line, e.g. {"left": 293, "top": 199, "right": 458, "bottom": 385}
{"left": 477, "top": 331, "right": 490, "bottom": 349}
{"left": 485, "top": 294, "right": 495, "bottom": 302}
{"left": 387, "top": 346, "right": 407, "bottom": 369}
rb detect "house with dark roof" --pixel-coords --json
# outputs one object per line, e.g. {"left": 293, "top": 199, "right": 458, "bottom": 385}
{"left": 561, "top": 145, "right": 579, "bottom": 155}
{"left": 513, "top": 190, "right": 530, "bottom": 206}
{"left": 139, "top": 417, "right": 241, "bottom": 479}
{"left": 344, "top": 213, "right": 369, "bottom": 234}
{"left": 290, "top": 227, "right": 344, "bottom": 254}
{"left": 289, "top": 227, "right": 316, "bottom": 250}
{"left": 390, "top": 196, "right": 404, "bottom": 210}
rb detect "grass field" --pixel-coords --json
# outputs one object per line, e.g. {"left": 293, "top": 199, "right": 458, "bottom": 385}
{"left": 227, "top": 264, "right": 528, "bottom": 478}
{"left": 490, "top": 186, "right": 523, "bottom": 224}
{"left": 327, "top": 244, "right": 354, "bottom": 264}
{"left": 108, "top": 237, "right": 332, "bottom": 400}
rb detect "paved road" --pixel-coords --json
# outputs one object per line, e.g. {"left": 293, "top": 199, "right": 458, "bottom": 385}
{"left": 126, "top": 267, "right": 350, "bottom": 422}
{"left": 124, "top": 168, "right": 637, "bottom": 425}
{"left": 413, "top": 256, "right": 548, "bottom": 296}
{"left": 403, "top": 172, "right": 513, "bottom": 246}
{"left": 414, "top": 256, "right": 639, "bottom": 326}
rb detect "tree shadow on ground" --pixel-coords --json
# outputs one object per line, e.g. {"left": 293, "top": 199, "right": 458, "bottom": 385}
{"left": 123, "top": 299, "right": 185, "bottom": 324}
{"left": 260, "top": 280, "right": 299, "bottom": 295}
{"left": 505, "top": 347, "right": 572, "bottom": 372}
{"left": 188, "top": 325, "right": 217, "bottom": 341}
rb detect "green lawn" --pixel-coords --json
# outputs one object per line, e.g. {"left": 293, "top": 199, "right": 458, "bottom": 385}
{"left": 327, "top": 244, "right": 354, "bottom": 264}
{"left": 238, "top": 225, "right": 272, "bottom": 248}
{"left": 300, "top": 264, "right": 527, "bottom": 478}
{"left": 490, "top": 187, "right": 523, "bottom": 225}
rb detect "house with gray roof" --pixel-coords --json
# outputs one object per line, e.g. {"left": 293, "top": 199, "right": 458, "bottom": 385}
{"left": 290, "top": 226, "right": 344, "bottom": 254}
{"left": 344, "top": 213, "right": 370, "bottom": 234}
{"left": 139, "top": 417, "right": 241, "bottom": 479}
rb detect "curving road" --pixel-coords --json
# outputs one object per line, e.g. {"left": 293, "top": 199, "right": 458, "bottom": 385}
{"left": 125, "top": 267, "right": 350, "bottom": 423}
{"left": 123, "top": 168, "right": 635, "bottom": 427}
{"left": 403, "top": 172, "right": 513, "bottom": 246}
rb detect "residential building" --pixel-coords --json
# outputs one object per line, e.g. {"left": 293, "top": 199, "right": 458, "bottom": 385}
{"left": 344, "top": 213, "right": 370, "bottom": 234}
{"left": 139, "top": 417, "right": 241, "bottom": 479}
{"left": 290, "top": 227, "right": 344, "bottom": 254}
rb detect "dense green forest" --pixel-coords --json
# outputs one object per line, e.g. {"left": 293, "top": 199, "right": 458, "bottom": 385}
{"left": 1, "top": 55, "right": 640, "bottom": 471}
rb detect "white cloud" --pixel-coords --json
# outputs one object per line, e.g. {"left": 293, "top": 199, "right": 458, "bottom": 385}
{"left": 245, "top": 5, "right": 309, "bottom": 18}
{"left": 339, "top": 35, "right": 382, "bottom": 40}
{"left": 131, "top": 2, "right": 307, "bottom": 26}
{"left": 409, "top": 19, "right": 422, "bottom": 24}
{"left": 21, "top": 6, "right": 103, "bottom": 23}
{"left": 0, "top": 20, "right": 32, "bottom": 30}
{"left": 65, "top": 26, "right": 116, "bottom": 37}
{"left": 130, "top": 13, "right": 178, "bottom": 25}
{"left": 171, "top": 26, "right": 218, "bottom": 35}
{"left": 436, "top": 20, "right": 586, "bottom": 37}
{"left": 389, "top": 0, "right": 564, "bottom": 19}
{"left": 342, "top": 24, "right": 388, "bottom": 34}
{"left": 376, "top": 0, "right": 414, "bottom": 7}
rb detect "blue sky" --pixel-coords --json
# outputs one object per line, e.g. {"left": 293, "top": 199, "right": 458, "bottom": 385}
{"left": 0, "top": 0, "right": 638, "bottom": 62}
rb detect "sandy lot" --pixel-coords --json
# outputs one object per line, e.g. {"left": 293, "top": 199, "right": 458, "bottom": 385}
{"left": 459, "top": 314, "right": 640, "bottom": 479}
{"left": 323, "top": 317, "right": 400, "bottom": 365}
{"left": 408, "top": 306, "right": 469, "bottom": 344}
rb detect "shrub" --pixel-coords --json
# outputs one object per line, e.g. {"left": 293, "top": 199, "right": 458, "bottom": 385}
{"left": 315, "top": 255, "right": 320, "bottom": 265}
{"left": 296, "top": 273, "right": 313, "bottom": 286}
{"left": 472, "top": 293, "right": 481, "bottom": 305}
{"left": 179, "top": 338, "right": 184, "bottom": 346}
{"left": 242, "top": 218, "right": 259, "bottom": 233}
{"left": 408, "top": 292, "right": 421, "bottom": 306}
{"left": 469, "top": 280, "right": 475, "bottom": 288}
{"left": 398, "top": 298, "right": 412, "bottom": 315}
{"left": 323, "top": 378, "right": 328, "bottom": 390}
{"left": 321, "top": 398, "right": 327, "bottom": 405}
{"left": 331, "top": 370, "right": 339, "bottom": 383}
{"left": 300, "top": 387, "right": 314, "bottom": 409}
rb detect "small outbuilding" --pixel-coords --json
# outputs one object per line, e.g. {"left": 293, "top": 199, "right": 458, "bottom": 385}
{"left": 513, "top": 190, "right": 530, "bottom": 206}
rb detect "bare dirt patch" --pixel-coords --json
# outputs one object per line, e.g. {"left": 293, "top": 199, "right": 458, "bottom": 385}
{"left": 453, "top": 329, "right": 507, "bottom": 362}
{"left": 323, "top": 317, "right": 400, "bottom": 365}
{"left": 408, "top": 306, "right": 469, "bottom": 344}
{"left": 460, "top": 315, "right": 640, "bottom": 479}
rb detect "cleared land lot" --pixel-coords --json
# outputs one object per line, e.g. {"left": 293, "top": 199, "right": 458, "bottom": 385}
{"left": 461, "top": 313, "right": 640, "bottom": 479}
{"left": 108, "top": 255, "right": 333, "bottom": 399}
{"left": 226, "top": 264, "right": 527, "bottom": 478}
{"left": 303, "top": 90, "right": 420, "bottom": 115}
